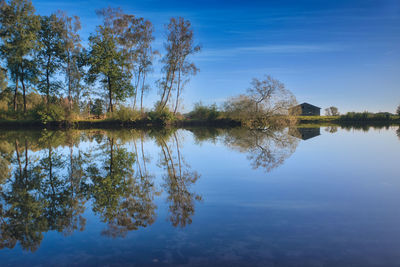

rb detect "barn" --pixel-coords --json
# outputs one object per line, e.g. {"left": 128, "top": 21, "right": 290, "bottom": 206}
{"left": 289, "top": 102, "right": 321, "bottom": 116}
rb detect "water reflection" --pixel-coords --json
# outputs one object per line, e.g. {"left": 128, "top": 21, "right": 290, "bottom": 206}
{"left": 156, "top": 131, "right": 202, "bottom": 227}
{"left": 0, "top": 127, "right": 321, "bottom": 251}
{"left": 223, "top": 128, "right": 299, "bottom": 172}
{"left": 289, "top": 127, "right": 321, "bottom": 140}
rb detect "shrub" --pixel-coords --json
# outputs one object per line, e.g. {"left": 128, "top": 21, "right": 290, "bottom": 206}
{"left": 110, "top": 106, "right": 140, "bottom": 121}
{"left": 188, "top": 102, "right": 220, "bottom": 121}
{"left": 340, "top": 111, "right": 392, "bottom": 121}
{"left": 148, "top": 107, "right": 175, "bottom": 125}
{"left": 33, "top": 103, "right": 66, "bottom": 124}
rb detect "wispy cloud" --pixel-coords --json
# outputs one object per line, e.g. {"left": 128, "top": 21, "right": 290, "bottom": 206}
{"left": 196, "top": 44, "right": 345, "bottom": 61}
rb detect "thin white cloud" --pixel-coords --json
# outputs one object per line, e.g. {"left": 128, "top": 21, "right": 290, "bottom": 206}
{"left": 196, "top": 44, "right": 345, "bottom": 61}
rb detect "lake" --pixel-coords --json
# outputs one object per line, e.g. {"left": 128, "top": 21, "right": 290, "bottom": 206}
{"left": 0, "top": 126, "right": 399, "bottom": 266}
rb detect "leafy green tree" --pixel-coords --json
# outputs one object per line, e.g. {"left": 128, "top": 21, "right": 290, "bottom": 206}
{"left": 91, "top": 98, "right": 104, "bottom": 117}
{"left": 95, "top": 8, "right": 156, "bottom": 113}
{"left": 396, "top": 104, "right": 400, "bottom": 116}
{"left": 87, "top": 26, "right": 133, "bottom": 113}
{"left": 37, "top": 14, "right": 66, "bottom": 108}
{"left": 0, "top": 0, "right": 40, "bottom": 113}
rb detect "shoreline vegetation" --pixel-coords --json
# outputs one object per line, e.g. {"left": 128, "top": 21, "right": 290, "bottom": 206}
{"left": 0, "top": 113, "right": 399, "bottom": 130}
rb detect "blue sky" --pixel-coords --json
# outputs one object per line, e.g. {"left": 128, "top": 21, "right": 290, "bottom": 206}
{"left": 32, "top": 0, "right": 400, "bottom": 113}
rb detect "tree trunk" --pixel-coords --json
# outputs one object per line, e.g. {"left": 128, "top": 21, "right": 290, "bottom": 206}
{"left": 107, "top": 76, "right": 113, "bottom": 113}
{"left": 46, "top": 56, "right": 51, "bottom": 110}
{"left": 140, "top": 73, "right": 146, "bottom": 114}
{"left": 173, "top": 68, "right": 181, "bottom": 114}
{"left": 161, "top": 69, "right": 176, "bottom": 110}
{"left": 67, "top": 56, "right": 72, "bottom": 111}
{"left": 133, "top": 70, "right": 141, "bottom": 110}
{"left": 20, "top": 73, "right": 27, "bottom": 114}
{"left": 160, "top": 66, "right": 174, "bottom": 108}
{"left": 13, "top": 76, "right": 18, "bottom": 112}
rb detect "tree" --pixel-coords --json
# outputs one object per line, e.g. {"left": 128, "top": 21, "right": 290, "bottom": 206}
{"left": 135, "top": 19, "right": 156, "bottom": 113}
{"left": 37, "top": 14, "right": 66, "bottom": 108}
{"left": 325, "top": 106, "right": 339, "bottom": 116}
{"left": 95, "top": 8, "right": 157, "bottom": 113}
{"left": 58, "top": 11, "right": 82, "bottom": 111}
{"left": 0, "top": 0, "right": 40, "bottom": 113}
{"left": 87, "top": 25, "right": 133, "bottom": 113}
{"left": 396, "top": 104, "right": 400, "bottom": 116}
{"left": 247, "top": 75, "right": 296, "bottom": 116}
{"left": 223, "top": 95, "right": 255, "bottom": 120}
{"left": 158, "top": 17, "right": 200, "bottom": 113}
{"left": 91, "top": 98, "right": 104, "bottom": 117}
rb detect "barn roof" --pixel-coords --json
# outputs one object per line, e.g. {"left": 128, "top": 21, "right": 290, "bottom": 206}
{"left": 297, "top": 102, "right": 321, "bottom": 109}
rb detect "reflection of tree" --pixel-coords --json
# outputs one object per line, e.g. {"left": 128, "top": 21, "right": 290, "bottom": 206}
{"left": 0, "top": 139, "right": 47, "bottom": 252}
{"left": 158, "top": 132, "right": 201, "bottom": 227}
{"left": 86, "top": 137, "right": 156, "bottom": 238}
{"left": 325, "top": 126, "right": 338, "bottom": 133}
{"left": 0, "top": 132, "right": 87, "bottom": 251}
{"left": 36, "top": 131, "right": 87, "bottom": 235}
{"left": 224, "top": 128, "right": 299, "bottom": 172}
{"left": 0, "top": 140, "right": 13, "bottom": 184}
{"left": 0, "top": 128, "right": 203, "bottom": 251}
{"left": 397, "top": 127, "right": 400, "bottom": 140}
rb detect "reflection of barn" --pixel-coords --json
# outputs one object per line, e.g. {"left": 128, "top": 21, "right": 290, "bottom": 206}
{"left": 289, "top": 102, "right": 321, "bottom": 116}
{"left": 289, "top": 127, "right": 320, "bottom": 140}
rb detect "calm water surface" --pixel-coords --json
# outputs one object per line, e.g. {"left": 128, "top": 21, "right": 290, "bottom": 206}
{"left": 0, "top": 126, "right": 399, "bottom": 266}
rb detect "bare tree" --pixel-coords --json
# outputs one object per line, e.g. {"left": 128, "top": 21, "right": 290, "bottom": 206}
{"left": 246, "top": 75, "right": 297, "bottom": 116}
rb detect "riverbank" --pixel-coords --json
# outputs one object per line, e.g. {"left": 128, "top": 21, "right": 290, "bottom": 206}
{"left": 298, "top": 115, "right": 400, "bottom": 125}
{"left": 0, "top": 117, "right": 242, "bottom": 130}
{"left": 0, "top": 115, "right": 399, "bottom": 130}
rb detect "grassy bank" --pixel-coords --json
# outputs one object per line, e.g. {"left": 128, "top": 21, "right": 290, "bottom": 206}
{"left": 298, "top": 114, "right": 400, "bottom": 124}
{"left": 0, "top": 113, "right": 399, "bottom": 130}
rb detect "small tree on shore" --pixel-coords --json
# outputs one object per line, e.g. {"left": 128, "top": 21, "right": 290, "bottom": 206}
{"left": 396, "top": 104, "right": 400, "bottom": 116}
{"left": 325, "top": 106, "right": 339, "bottom": 116}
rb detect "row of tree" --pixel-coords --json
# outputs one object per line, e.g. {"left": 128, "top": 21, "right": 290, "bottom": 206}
{"left": 0, "top": 0, "right": 200, "bottom": 117}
